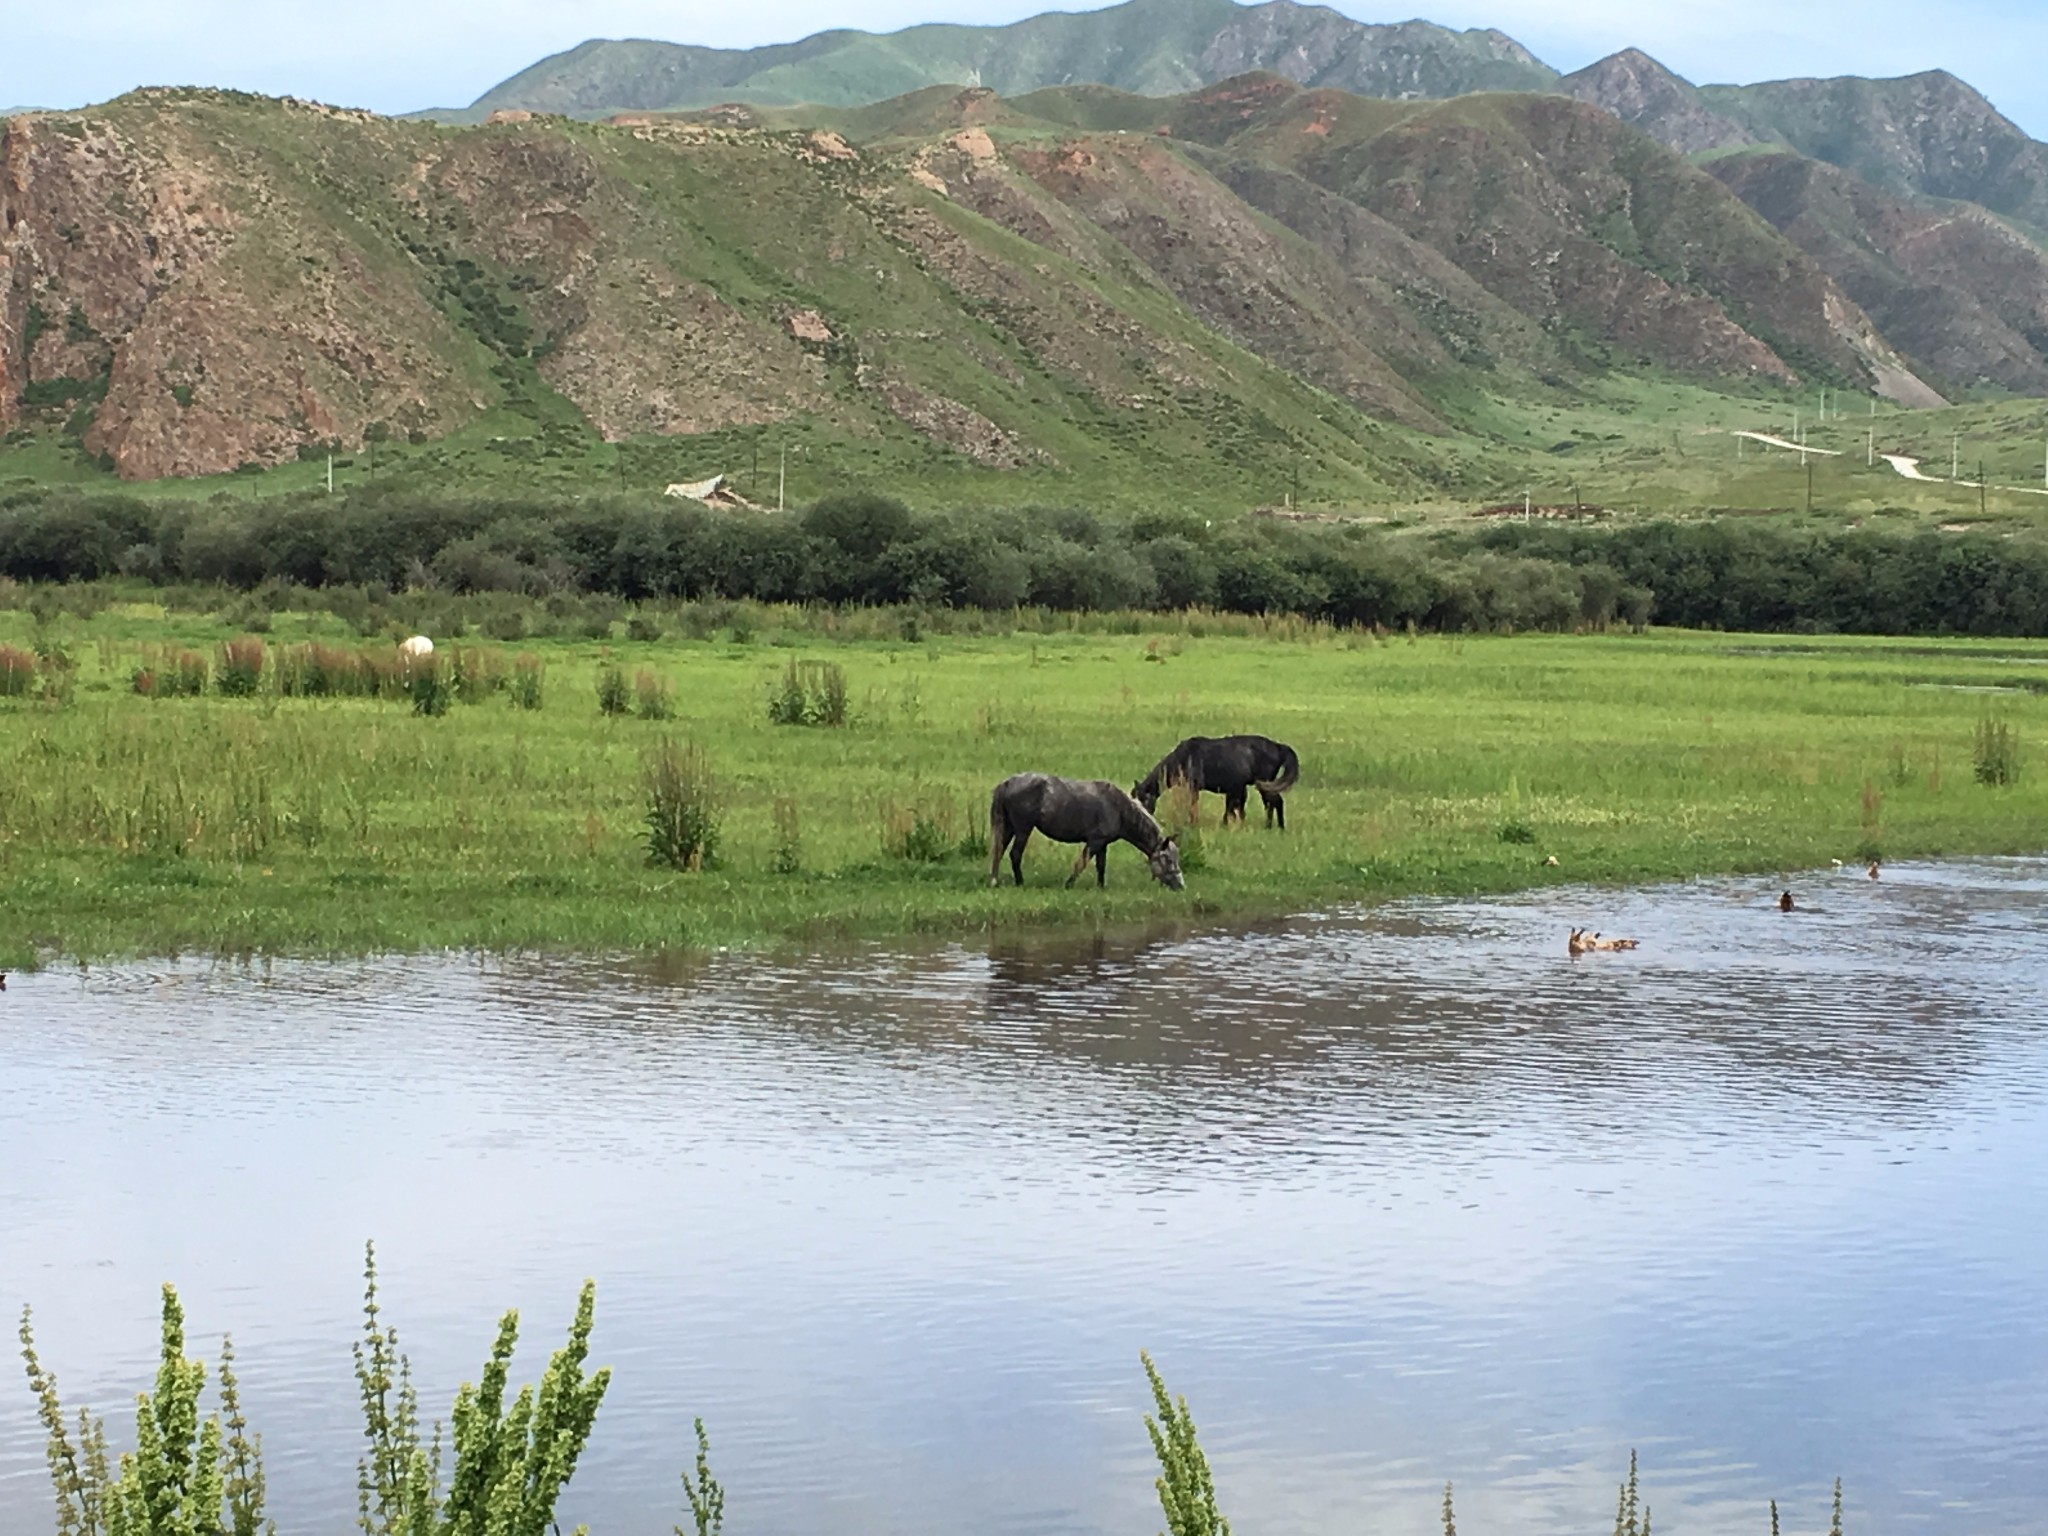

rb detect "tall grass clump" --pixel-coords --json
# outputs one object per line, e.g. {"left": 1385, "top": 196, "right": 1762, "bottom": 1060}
{"left": 1142, "top": 1351, "right": 1229, "bottom": 1536}
{"left": 768, "top": 660, "right": 847, "bottom": 727}
{"left": 1974, "top": 718, "right": 2021, "bottom": 786}
{"left": 635, "top": 669, "right": 676, "bottom": 721}
{"left": 510, "top": 653, "right": 544, "bottom": 711}
{"left": 596, "top": 663, "right": 631, "bottom": 718}
{"left": 216, "top": 636, "right": 266, "bottom": 698}
{"left": 403, "top": 656, "right": 451, "bottom": 718}
{"left": 643, "top": 738, "right": 720, "bottom": 871}
{"left": 451, "top": 646, "right": 507, "bottom": 706}
{"left": 275, "top": 642, "right": 376, "bottom": 698}
{"left": 1157, "top": 777, "right": 1207, "bottom": 872}
{"left": 772, "top": 795, "right": 802, "bottom": 875}
{"left": 132, "top": 647, "right": 210, "bottom": 698}
{"left": 881, "top": 796, "right": 954, "bottom": 863}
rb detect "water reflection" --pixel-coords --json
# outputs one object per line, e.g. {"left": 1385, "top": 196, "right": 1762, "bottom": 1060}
{"left": 3, "top": 861, "right": 2047, "bottom": 1534}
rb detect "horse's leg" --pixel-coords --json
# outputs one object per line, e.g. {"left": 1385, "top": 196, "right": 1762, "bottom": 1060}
{"left": 1011, "top": 828, "right": 1031, "bottom": 885}
{"left": 1065, "top": 845, "right": 1092, "bottom": 888}
{"left": 989, "top": 810, "right": 1009, "bottom": 886}
{"left": 1226, "top": 789, "right": 1247, "bottom": 826}
{"left": 1095, "top": 844, "right": 1108, "bottom": 887}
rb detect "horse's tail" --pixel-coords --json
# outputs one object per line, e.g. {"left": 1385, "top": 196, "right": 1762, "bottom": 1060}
{"left": 1255, "top": 743, "right": 1299, "bottom": 797}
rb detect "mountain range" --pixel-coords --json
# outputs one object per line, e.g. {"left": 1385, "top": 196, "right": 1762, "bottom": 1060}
{"left": 7, "top": 1, "right": 2048, "bottom": 487}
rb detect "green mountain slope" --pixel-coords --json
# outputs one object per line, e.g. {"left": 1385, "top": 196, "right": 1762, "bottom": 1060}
{"left": 451, "top": 0, "right": 1554, "bottom": 122}
{"left": 1702, "top": 72, "right": 2048, "bottom": 231}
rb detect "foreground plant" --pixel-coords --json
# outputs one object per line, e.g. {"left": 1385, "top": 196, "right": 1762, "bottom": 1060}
{"left": 675, "top": 1418, "right": 724, "bottom": 1536}
{"left": 1141, "top": 1351, "right": 1229, "bottom": 1536}
{"left": 19, "top": 1285, "right": 274, "bottom": 1536}
{"left": 354, "top": 1242, "right": 611, "bottom": 1536}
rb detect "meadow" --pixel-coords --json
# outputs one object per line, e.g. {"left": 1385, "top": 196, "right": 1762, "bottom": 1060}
{"left": 1, "top": 596, "right": 2043, "bottom": 968}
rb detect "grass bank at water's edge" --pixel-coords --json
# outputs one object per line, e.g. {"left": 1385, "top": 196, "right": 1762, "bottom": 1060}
{"left": 1, "top": 609, "right": 2044, "bottom": 967}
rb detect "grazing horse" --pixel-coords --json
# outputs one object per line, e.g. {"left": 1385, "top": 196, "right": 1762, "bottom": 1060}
{"left": 988, "top": 774, "right": 1185, "bottom": 890}
{"left": 1132, "top": 734, "right": 1300, "bottom": 830}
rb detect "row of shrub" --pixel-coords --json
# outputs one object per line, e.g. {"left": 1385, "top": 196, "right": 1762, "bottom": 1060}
{"left": 125, "top": 635, "right": 548, "bottom": 713}
{"left": 6, "top": 482, "right": 2048, "bottom": 634}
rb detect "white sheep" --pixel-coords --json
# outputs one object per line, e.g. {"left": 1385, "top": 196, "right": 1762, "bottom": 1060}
{"left": 398, "top": 634, "right": 434, "bottom": 673}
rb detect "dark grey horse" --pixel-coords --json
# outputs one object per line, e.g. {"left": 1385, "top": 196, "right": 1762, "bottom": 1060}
{"left": 1133, "top": 734, "right": 1300, "bottom": 830}
{"left": 988, "top": 774, "right": 1185, "bottom": 890}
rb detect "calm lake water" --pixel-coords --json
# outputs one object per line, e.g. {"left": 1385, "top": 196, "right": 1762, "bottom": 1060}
{"left": 4, "top": 861, "right": 2048, "bottom": 1535}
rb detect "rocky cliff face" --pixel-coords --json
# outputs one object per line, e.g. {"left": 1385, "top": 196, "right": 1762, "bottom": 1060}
{"left": 0, "top": 101, "right": 477, "bottom": 477}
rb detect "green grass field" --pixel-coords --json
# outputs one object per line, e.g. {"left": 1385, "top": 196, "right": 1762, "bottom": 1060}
{"left": 1, "top": 602, "right": 2043, "bottom": 967}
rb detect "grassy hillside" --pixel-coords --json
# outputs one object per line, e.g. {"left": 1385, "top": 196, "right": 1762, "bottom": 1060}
{"left": 1703, "top": 72, "right": 2048, "bottom": 232}
{"left": 16, "top": 78, "right": 2048, "bottom": 520}
{"left": 451, "top": 0, "right": 1555, "bottom": 122}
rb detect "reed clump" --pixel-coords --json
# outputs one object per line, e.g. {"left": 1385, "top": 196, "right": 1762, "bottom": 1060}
{"left": 216, "top": 635, "right": 266, "bottom": 698}
{"left": 635, "top": 668, "right": 676, "bottom": 721}
{"left": 133, "top": 646, "right": 210, "bottom": 698}
{"left": 881, "top": 795, "right": 955, "bottom": 863}
{"left": 644, "top": 737, "right": 721, "bottom": 871}
{"left": 768, "top": 660, "right": 847, "bottom": 727}
{"left": 1974, "top": 717, "right": 2021, "bottom": 786}
{"left": 596, "top": 663, "right": 631, "bottom": 718}
{"left": 0, "top": 644, "right": 36, "bottom": 697}
{"left": 772, "top": 795, "right": 802, "bottom": 875}
{"left": 509, "top": 652, "right": 544, "bottom": 710}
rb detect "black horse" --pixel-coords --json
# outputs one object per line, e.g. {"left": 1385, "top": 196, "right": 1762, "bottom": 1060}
{"left": 988, "top": 774, "right": 1185, "bottom": 890}
{"left": 1132, "top": 734, "right": 1300, "bottom": 830}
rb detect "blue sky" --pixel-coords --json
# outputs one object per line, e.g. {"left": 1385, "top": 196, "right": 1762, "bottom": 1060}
{"left": 7, "top": 0, "right": 2048, "bottom": 135}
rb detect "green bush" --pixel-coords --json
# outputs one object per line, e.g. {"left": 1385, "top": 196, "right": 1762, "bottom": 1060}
{"left": 596, "top": 663, "right": 631, "bottom": 717}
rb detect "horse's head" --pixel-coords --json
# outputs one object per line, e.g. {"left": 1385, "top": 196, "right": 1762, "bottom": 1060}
{"left": 1148, "top": 835, "right": 1185, "bottom": 891}
{"left": 1131, "top": 779, "right": 1159, "bottom": 813}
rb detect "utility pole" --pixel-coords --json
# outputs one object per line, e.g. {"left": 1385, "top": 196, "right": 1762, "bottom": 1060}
{"left": 1524, "top": 488, "right": 1532, "bottom": 521}
{"left": 326, "top": 451, "right": 334, "bottom": 494}
{"left": 778, "top": 445, "right": 787, "bottom": 513}
{"left": 1867, "top": 427, "right": 1874, "bottom": 467}
{"left": 1952, "top": 433, "right": 1960, "bottom": 481}
{"left": 1806, "top": 454, "right": 1814, "bottom": 515}
{"left": 1981, "top": 460, "right": 1988, "bottom": 517}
